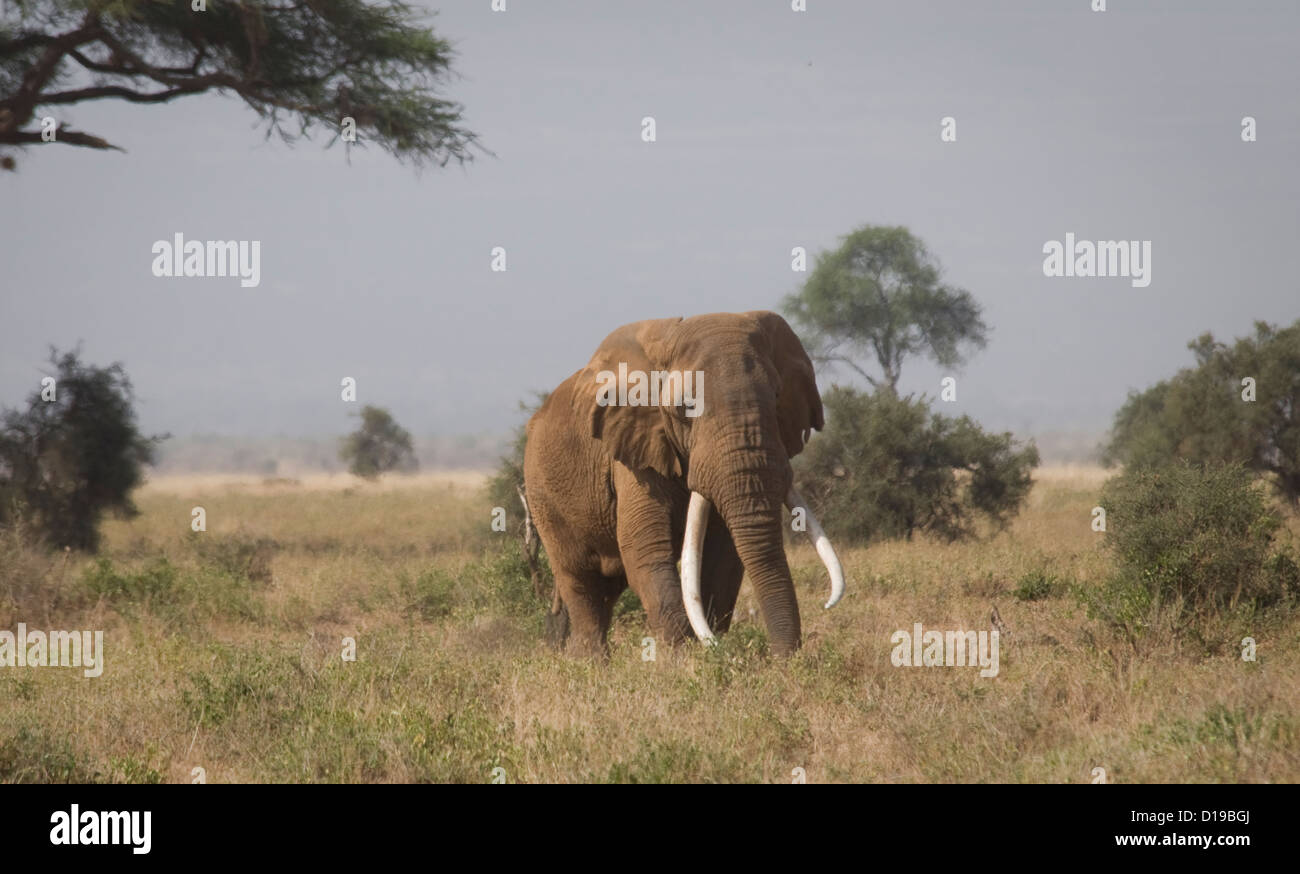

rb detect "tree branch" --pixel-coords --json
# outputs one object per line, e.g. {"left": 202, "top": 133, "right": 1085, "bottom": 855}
{"left": 0, "top": 127, "right": 124, "bottom": 151}
{"left": 826, "top": 354, "right": 879, "bottom": 388}
{"left": 0, "top": 13, "right": 104, "bottom": 133}
{"left": 40, "top": 83, "right": 211, "bottom": 105}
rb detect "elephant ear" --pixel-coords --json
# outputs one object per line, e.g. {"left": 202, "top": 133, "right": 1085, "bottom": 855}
{"left": 746, "top": 310, "right": 825, "bottom": 458}
{"left": 574, "top": 318, "right": 684, "bottom": 477}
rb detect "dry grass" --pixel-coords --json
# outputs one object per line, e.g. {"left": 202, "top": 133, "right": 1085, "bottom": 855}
{"left": 1, "top": 467, "right": 1296, "bottom": 783}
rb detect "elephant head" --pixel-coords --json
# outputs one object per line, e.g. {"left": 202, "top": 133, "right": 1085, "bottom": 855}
{"left": 572, "top": 310, "right": 845, "bottom": 655}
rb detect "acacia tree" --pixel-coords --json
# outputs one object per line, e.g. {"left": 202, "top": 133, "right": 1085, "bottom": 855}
{"left": 782, "top": 225, "right": 1036, "bottom": 544}
{"left": 0, "top": 0, "right": 479, "bottom": 169}
{"left": 782, "top": 225, "right": 988, "bottom": 394}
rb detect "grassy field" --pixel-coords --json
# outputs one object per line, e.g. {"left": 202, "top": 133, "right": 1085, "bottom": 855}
{"left": 1, "top": 467, "right": 1296, "bottom": 783}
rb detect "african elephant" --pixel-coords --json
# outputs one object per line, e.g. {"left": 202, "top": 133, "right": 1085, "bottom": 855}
{"left": 522, "top": 311, "right": 846, "bottom": 658}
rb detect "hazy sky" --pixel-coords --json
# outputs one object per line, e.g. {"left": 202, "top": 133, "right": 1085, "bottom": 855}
{"left": 2, "top": 0, "right": 1297, "bottom": 443}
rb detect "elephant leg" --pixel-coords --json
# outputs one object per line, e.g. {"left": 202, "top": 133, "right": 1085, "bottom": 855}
{"left": 702, "top": 511, "right": 745, "bottom": 633}
{"left": 621, "top": 551, "right": 692, "bottom": 647}
{"left": 558, "top": 568, "right": 620, "bottom": 660}
{"left": 615, "top": 477, "right": 692, "bottom": 647}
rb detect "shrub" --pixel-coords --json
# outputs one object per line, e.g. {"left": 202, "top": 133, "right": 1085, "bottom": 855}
{"left": 187, "top": 532, "right": 278, "bottom": 583}
{"left": 1086, "top": 463, "right": 1296, "bottom": 632}
{"left": 82, "top": 556, "right": 178, "bottom": 604}
{"left": 401, "top": 545, "right": 542, "bottom": 621}
{"left": 486, "top": 393, "right": 548, "bottom": 517}
{"left": 80, "top": 557, "right": 265, "bottom": 623}
{"left": 0, "top": 727, "right": 106, "bottom": 783}
{"left": 0, "top": 349, "right": 163, "bottom": 551}
{"left": 794, "top": 386, "right": 1039, "bottom": 543}
{"left": 339, "top": 405, "right": 417, "bottom": 479}
{"left": 1014, "top": 570, "right": 1058, "bottom": 602}
{"left": 1103, "top": 320, "right": 1300, "bottom": 507}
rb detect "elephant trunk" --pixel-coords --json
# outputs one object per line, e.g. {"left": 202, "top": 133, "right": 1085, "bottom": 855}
{"left": 721, "top": 495, "right": 802, "bottom": 655}
{"left": 680, "top": 477, "right": 800, "bottom": 654}
{"left": 680, "top": 411, "right": 845, "bottom": 655}
{"left": 679, "top": 486, "right": 847, "bottom": 651}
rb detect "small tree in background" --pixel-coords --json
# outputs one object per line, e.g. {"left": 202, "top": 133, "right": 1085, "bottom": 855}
{"left": 795, "top": 387, "right": 1038, "bottom": 543}
{"left": 339, "top": 405, "right": 417, "bottom": 480}
{"left": 1104, "top": 320, "right": 1300, "bottom": 507}
{"left": 0, "top": 349, "right": 163, "bottom": 551}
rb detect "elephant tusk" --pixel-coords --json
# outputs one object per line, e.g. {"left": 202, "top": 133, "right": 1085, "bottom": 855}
{"left": 680, "top": 491, "right": 716, "bottom": 645}
{"left": 786, "top": 486, "right": 846, "bottom": 609}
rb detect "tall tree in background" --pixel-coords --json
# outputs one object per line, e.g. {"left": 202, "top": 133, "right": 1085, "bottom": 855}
{"left": 782, "top": 224, "right": 1035, "bottom": 544}
{"left": 783, "top": 225, "right": 988, "bottom": 394}
{"left": 0, "top": 349, "right": 163, "bottom": 551}
{"left": 0, "top": 0, "right": 479, "bottom": 169}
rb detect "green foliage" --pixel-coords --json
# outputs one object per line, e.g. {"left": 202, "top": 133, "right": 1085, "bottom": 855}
{"left": 1084, "top": 463, "right": 1296, "bottom": 633}
{"left": 794, "top": 386, "right": 1038, "bottom": 543}
{"left": 339, "top": 405, "right": 417, "bottom": 480}
{"left": 603, "top": 738, "right": 759, "bottom": 784}
{"left": 401, "top": 544, "right": 544, "bottom": 622}
{"left": 487, "top": 393, "right": 548, "bottom": 517}
{"left": 1014, "top": 570, "right": 1059, "bottom": 601}
{"left": 181, "top": 646, "right": 297, "bottom": 729}
{"left": 782, "top": 225, "right": 987, "bottom": 393}
{"left": 80, "top": 555, "right": 266, "bottom": 623}
{"left": 1104, "top": 320, "right": 1300, "bottom": 506}
{"left": 82, "top": 556, "right": 178, "bottom": 604}
{"left": 1, "top": 0, "right": 480, "bottom": 169}
{"left": 0, "top": 349, "right": 162, "bottom": 551}
{"left": 187, "top": 531, "right": 278, "bottom": 583}
{"left": 0, "top": 727, "right": 105, "bottom": 783}
{"left": 402, "top": 566, "right": 457, "bottom": 620}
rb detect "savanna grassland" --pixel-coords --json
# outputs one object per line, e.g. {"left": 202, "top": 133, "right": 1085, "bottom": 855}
{"left": 1, "top": 467, "right": 1296, "bottom": 783}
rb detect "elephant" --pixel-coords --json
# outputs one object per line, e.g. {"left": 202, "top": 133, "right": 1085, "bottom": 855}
{"left": 522, "top": 310, "right": 846, "bottom": 658}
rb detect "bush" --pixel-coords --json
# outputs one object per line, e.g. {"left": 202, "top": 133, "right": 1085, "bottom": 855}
{"left": 1103, "top": 320, "right": 1300, "bottom": 506}
{"left": 187, "top": 532, "right": 278, "bottom": 583}
{"left": 401, "top": 545, "right": 542, "bottom": 621}
{"left": 80, "top": 556, "right": 266, "bottom": 623}
{"left": 794, "top": 386, "right": 1039, "bottom": 543}
{"left": 1014, "top": 570, "right": 1059, "bottom": 602}
{"left": 339, "top": 405, "right": 417, "bottom": 479}
{"left": 1087, "top": 463, "right": 1296, "bottom": 631}
{"left": 486, "top": 393, "right": 548, "bottom": 517}
{"left": 0, "top": 349, "right": 162, "bottom": 551}
{"left": 0, "top": 727, "right": 106, "bottom": 784}
{"left": 82, "top": 556, "right": 179, "bottom": 604}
